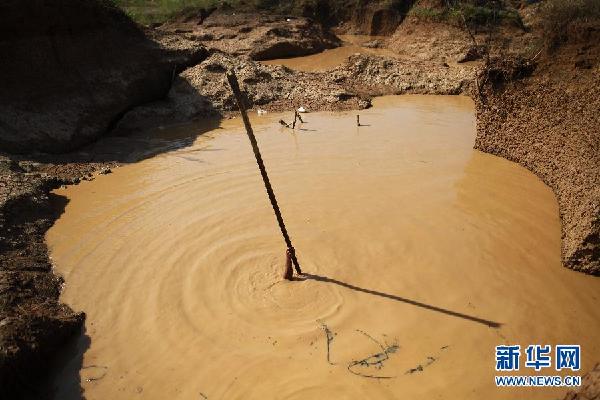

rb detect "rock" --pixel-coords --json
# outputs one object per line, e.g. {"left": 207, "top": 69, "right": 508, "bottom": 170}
{"left": 363, "top": 39, "right": 383, "bottom": 48}
{"left": 160, "top": 12, "right": 340, "bottom": 61}
{"left": 457, "top": 45, "right": 483, "bottom": 63}
{"left": 334, "top": 2, "right": 408, "bottom": 35}
{"left": 149, "top": 52, "right": 369, "bottom": 118}
{"left": 0, "top": 0, "right": 208, "bottom": 154}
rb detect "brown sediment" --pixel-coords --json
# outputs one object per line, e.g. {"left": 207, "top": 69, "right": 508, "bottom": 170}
{"left": 0, "top": 163, "right": 86, "bottom": 399}
{"left": 475, "top": 42, "right": 600, "bottom": 275}
{"left": 155, "top": 11, "right": 341, "bottom": 61}
{"left": 47, "top": 96, "right": 600, "bottom": 399}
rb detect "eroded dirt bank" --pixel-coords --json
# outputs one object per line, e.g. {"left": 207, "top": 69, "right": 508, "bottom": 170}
{"left": 0, "top": 0, "right": 207, "bottom": 154}
{"left": 0, "top": 0, "right": 206, "bottom": 397}
{"left": 475, "top": 35, "right": 600, "bottom": 275}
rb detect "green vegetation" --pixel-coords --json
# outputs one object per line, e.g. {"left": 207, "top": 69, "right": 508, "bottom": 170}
{"left": 540, "top": 0, "right": 600, "bottom": 48}
{"left": 408, "top": 1, "right": 522, "bottom": 28}
{"left": 112, "top": 0, "right": 418, "bottom": 26}
{"left": 112, "top": 0, "right": 221, "bottom": 24}
{"left": 112, "top": 0, "right": 539, "bottom": 29}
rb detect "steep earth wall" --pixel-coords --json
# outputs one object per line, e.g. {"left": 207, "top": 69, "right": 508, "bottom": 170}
{"left": 0, "top": 0, "right": 206, "bottom": 154}
{"left": 475, "top": 38, "right": 600, "bottom": 275}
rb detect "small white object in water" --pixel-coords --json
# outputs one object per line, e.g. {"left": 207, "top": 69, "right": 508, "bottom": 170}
{"left": 297, "top": 107, "right": 307, "bottom": 113}
{"left": 257, "top": 109, "right": 267, "bottom": 115}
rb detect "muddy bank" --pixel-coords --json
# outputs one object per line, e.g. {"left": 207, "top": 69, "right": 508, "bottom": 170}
{"left": 0, "top": 0, "right": 207, "bottom": 154}
{"left": 0, "top": 0, "right": 206, "bottom": 397}
{"left": 475, "top": 41, "right": 600, "bottom": 275}
{"left": 0, "top": 162, "right": 84, "bottom": 399}
{"left": 118, "top": 49, "right": 477, "bottom": 129}
{"left": 157, "top": 11, "right": 340, "bottom": 60}
{"left": 565, "top": 363, "right": 600, "bottom": 400}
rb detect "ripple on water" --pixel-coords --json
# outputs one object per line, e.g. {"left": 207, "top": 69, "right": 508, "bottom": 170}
{"left": 47, "top": 96, "right": 600, "bottom": 400}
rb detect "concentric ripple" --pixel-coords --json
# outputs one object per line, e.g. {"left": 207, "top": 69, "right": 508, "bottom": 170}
{"left": 48, "top": 95, "right": 600, "bottom": 400}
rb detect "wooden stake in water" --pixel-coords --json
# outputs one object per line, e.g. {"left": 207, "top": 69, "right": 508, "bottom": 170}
{"left": 226, "top": 71, "right": 302, "bottom": 277}
{"left": 356, "top": 114, "right": 360, "bottom": 127}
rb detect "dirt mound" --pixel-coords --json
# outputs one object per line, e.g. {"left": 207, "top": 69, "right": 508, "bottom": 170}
{"left": 117, "top": 47, "right": 481, "bottom": 134}
{"left": 333, "top": 53, "right": 475, "bottom": 95}
{"left": 317, "top": 0, "right": 412, "bottom": 35}
{"left": 159, "top": 11, "right": 340, "bottom": 60}
{"left": 134, "top": 52, "right": 370, "bottom": 122}
{"left": 475, "top": 47, "right": 600, "bottom": 275}
{"left": 0, "top": 0, "right": 207, "bottom": 154}
{"left": 388, "top": 18, "right": 475, "bottom": 61}
{"left": 344, "top": 4, "right": 406, "bottom": 35}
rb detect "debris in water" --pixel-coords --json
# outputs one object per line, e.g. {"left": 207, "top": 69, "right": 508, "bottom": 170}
{"left": 406, "top": 356, "right": 437, "bottom": 375}
{"left": 405, "top": 345, "right": 450, "bottom": 374}
{"left": 257, "top": 109, "right": 267, "bottom": 115}
{"left": 82, "top": 365, "right": 108, "bottom": 382}
{"left": 347, "top": 330, "right": 399, "bottom": 379}
{"left": 317, "top": 320, "right": 337, "bottom": 365}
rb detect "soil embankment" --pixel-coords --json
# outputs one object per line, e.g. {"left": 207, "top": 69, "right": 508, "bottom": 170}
{"left": 0, "top": 0, "right": 207, "bottom": 154}
{"left": 0, "top": 0, "right": 207, "bottom": 397}
{"left": 475, "top": 32, "right": 600, "bottom": 275}
{"left": 158, "top": 11, "right": 341, "bottom": 60}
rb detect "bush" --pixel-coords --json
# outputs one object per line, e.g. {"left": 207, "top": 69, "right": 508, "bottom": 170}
{"left": 112, "top": 0, "right": 222, "bottom": 24}
{"left": 408, "top": 1, "right": 522, "bottom": 28}
{"left": 540, "top": 0, "right": 600, "bottom": 48}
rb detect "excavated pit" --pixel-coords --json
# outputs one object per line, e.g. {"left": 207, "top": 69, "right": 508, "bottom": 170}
{"left": 47, "top": 96, "right": 600, "bottom": 399}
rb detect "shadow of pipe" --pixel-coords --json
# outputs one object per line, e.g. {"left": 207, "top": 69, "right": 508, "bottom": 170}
{"left": 302, "top": 273, "right": 502, "bottom": 328}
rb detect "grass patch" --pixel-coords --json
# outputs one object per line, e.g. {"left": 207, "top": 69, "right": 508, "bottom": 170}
{"left": 540, "top": 0, "right": 600, "bottom": 48}
{"left": 112, "top": 0, "right": 525, "bottom": 27}
{"left": 111, "top": 0, "right": 223, "bottom": 24}
{"left": 408, "top": 1, "right": 522, "bottom": 28}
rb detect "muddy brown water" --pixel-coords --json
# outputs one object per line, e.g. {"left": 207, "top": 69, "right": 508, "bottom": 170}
{"left": 47, "top": 95, "right": 600, "bottom": 399}
{"left": 261, "top": 35, "right": 396, "bottom": 71}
